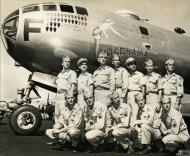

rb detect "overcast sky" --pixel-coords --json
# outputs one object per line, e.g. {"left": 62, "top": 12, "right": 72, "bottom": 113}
{"left": 1, "top": 0, "right": 190, "bottom": 101}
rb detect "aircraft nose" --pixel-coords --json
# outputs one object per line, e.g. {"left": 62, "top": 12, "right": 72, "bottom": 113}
{"left": 1, "top": 9, "right": 19, "bottom": 55}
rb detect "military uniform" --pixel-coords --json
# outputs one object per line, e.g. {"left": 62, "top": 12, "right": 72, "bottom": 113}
{"left": 160, "top": 73, "right": 184, "bottom": 110}
{"left": 84, "top": 101, "right": 111, "bottom": 147}
{"left": 46, "top": 103, "right": 84, "bottom": 147}
{"left": 160, "top": 108, "right": 189, "bottom": 150}
{"left": 127, "top": 71, "right": 145, "bottom": 122}
{"left": 109, "top": 104, "right": 133, "bottom": 150}
{"left": 144, "top": 72, "right": 162, "bottom": 109}
{"left": 114, "top": 67, "right": 129, "bottom": 103}
{"left": 93, "top": 66, "right": 115, "bottom": 106}
{"left": 133, "top": 105, "right": 161, "bottom": 145}
{"left": 54, "top": 69, "right": 77, "bottom": 123}
{"left": 77, "top": 72, "right": 93, "bottom": 106}
{"left": 56, "top": 69, "right": 77, "bottom": 92}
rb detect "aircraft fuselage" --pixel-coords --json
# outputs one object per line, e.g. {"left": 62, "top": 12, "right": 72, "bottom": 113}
{"left": 1, "top": 2, "right": 190, "bottom": 91}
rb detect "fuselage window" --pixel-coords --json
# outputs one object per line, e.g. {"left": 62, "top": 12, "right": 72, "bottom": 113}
{"left": 139, "top": 26, "right": 149, "bottom": 35}
{"left": 60, "top": 5, "right": 74, "bottom": 13}
{"left": 23, "top": 5, "right": 40, "bottom": 13}
{"left": 76, "top": 6, "right": 88, "bottom": 16}
{"left": 43, "top": 5, "right": 57, "bottom": 11}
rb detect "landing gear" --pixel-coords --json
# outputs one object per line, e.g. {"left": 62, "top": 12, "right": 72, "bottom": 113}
{"left": 7, "top": 72, "right": 57, "bottom": 135}
{"left": 8, "top": 81, "right": 42, "bottom": 135}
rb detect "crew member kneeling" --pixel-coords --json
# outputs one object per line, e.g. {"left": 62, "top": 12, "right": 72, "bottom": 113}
{"left": 46, "top": 91, "right": 84, "bottom": 149}
{"left": 133, "top": 93, "right": 162, "bottom": 154}
{"left": 83, "top": 91, "right": 111, "bottom": 151}
{"left": 108, "top": 92, "right": 133, "bottom": 153}
{"left": 160, "top": 97, "right": 189, "bottom": 153}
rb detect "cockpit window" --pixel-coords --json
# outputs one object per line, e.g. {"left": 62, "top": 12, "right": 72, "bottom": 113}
{"left": 139, "top": 26, "right": 149, "bottom": 36}
{"left": 3, "top": 17, "right": 19, "bottom": 40}
{"left": 60, "top": 5, "right": 74, "bottom": 13}
{"left": 23, "top": 5, "right": 40, "bottom": 13}
{"left": 76, "top": 6, "right": 88, "bottom": 16}
{"left": 43, "top": 5, "right": 57, "bottom": 11}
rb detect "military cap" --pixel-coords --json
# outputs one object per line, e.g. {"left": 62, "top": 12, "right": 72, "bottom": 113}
{"left": 77, "top": 58, "right": 88, "bottom": 66}
{"left": 126, "top": 57, "right": 136, "bottom": 65}
{"left": 165, "top": 59, "right": 175, "bottom": 65}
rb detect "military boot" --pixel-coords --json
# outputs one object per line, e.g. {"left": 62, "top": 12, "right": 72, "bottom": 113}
{"left": 138, "top": 144, "right": 152, "bottom": 155}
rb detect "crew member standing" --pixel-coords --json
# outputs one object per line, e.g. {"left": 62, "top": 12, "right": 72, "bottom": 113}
{"left": 143, "top": 59, "right": 162, "bottom": 110}
{"left": 54, "top": 56, "right": 77, "bottom": 123}
{"left": 126, "top": 57, "right": 145, "bottom": 122}
{"left": 112, "top": 54, "right": 129, "bottom": 103}
{"left": 77, "top": 58, "right": 93, "bottom": 107}
{"left": 160, "top": 59, "right": 184, "bottom": 110}
{"left": 93, "top": 51, "right": 115, "bottom": 106}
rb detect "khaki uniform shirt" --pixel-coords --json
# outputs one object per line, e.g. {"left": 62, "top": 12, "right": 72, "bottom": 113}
{"left": 93, "top": 66, "right": 115, "bottom": 92}
{"left": 56, "top": 69, "right": 77, "bottom": 92}
{"left": 114, "top": 67, "right": 129, "bottom": 98}
{"left": 77, "top": 72, "right": 93, "bottom": 94}
{"left": 84, "top": 101, "right": 111, "bottom": 131}
{"left": 134, "top": 105, "right": 161, "bottom": 129}
{"left": 108, "top": 103, "right": 132, "bottom": 128}
{"left": 128, "top": 71, "right": 145, "bottom": 91}
{"left": 160, "top": 108, "right": 189, "bottom": 136}
{"left": 160, "top": 73, "right": 184, "bottom": 97}
{"left": 141, "top": 105, "right": 161, "bottom": 128}
{"left": 144, "top": 72, "right": 161, "bottom": 94}
{"left": 58, "top": 104, "right": 84, "bottom": 129}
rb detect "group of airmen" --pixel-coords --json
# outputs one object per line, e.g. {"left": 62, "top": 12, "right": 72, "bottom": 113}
{"left": 45, "top": 51, "right": 190, "bottom": 154}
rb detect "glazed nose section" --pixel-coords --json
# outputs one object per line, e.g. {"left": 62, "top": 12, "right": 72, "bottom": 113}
{"left": 1, "top": 9, "right": 19, "bottom": 54}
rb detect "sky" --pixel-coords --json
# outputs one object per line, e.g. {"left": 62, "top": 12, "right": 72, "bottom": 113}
{"left": 1, "top": 0, "right": 190, "bottom": 101}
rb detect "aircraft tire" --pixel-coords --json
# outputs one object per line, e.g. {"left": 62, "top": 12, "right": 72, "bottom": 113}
{"left": 9, "top": 105, "right": 42, "bottom": 135}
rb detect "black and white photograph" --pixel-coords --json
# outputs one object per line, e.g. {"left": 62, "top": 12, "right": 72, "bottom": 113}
{"left": 1, "top": 0, "right": 190, "bottom": 156}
